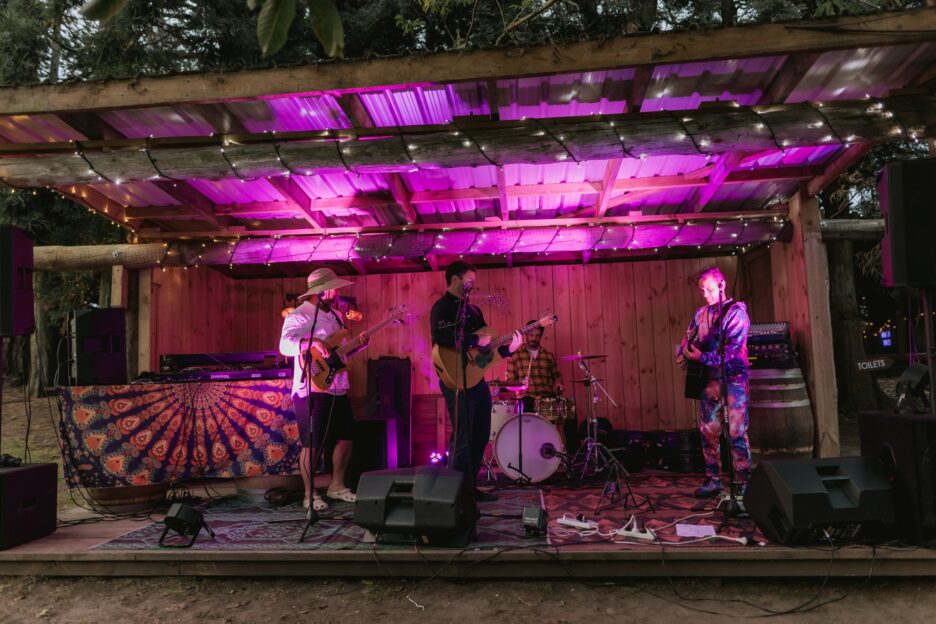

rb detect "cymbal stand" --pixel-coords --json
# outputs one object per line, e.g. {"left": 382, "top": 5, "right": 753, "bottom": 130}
{"left": 591, "top": 442, "right": 653, "bottom": 515}
{"left": 570, "top": 356, "right": 619, "bottom": 478}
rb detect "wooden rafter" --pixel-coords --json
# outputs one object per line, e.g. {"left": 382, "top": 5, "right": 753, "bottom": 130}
{"left": 2, "top": 9, "right": 932, "bottom": 115}
{"left": 757, "top": 52, "right": 822, "bottom": 105}
{"left": 496, "top": 167, "right": 510, "bottom": 221}
{"left": 56, "top": 184, "right": 129, "bottom": 225}
{"left": 266, "top": 176, "right": 327, "bottom": 229}
{"left": 595, "top": 159, "right": 625, "bottom": 218}
{"left": 151, "top": 180, "right": 226, "bottom": 228}
{"left": 806, "top": 143, "right": 873, "bottom": 196}
{"left": 692, "top": 152, "right": 745, "bottom": 213}
{"left": 386, "top": 173, "right": 418, "bottom": 224}
{"left": 629, "top": 66, "right": 655, "bottom": 113}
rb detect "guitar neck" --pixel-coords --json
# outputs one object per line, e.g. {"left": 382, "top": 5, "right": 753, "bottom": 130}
{"left": 337, "top": 316, "right": 397, "bottom": 358}
{"left": 490, "top": 320, "right": 546, "bottom": 348}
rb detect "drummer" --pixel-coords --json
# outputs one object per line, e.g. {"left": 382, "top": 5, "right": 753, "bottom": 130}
{"left": 505, "top": 320, "right": 564, "bottom": 413}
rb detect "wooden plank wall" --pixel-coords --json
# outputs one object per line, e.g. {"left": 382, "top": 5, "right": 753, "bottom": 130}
{"left": 148, "top": 256, "right": 747, "bottom": 461}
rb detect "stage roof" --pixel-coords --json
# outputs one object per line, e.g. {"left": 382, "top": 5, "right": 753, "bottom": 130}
{"left": 2, "top": 9, "right": 935, "bottom": 274}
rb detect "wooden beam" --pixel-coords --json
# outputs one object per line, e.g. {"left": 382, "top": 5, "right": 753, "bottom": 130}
{"left": 386, "top": 173, "right": 417, "bottom": 224}
{"left": 55, "top": 183, "right": 129, "bottom": 226}
{"left": 3, "top": 9, "right": 932, "bottom": 115}
{"left": 136, "top": 207, "right": 788, "bottom": 239}
{"left": 807, "top": 143, "right": 873, "bottom": 196}
{"left": 348, "top": 258, "right": 367, "bottom": 274}
{"left": 426, "top": 254, "right": 439, "bottom": 271}
{"left": 628, "top": 66, "right": 655, "bottom": 113}
{"left": 820, "top": 218, "right": 883, "bottom": 241}
{"left": 692, "top": 152, "right": 744, "bottom": 212}
{"left": 137, "top": 269, "right": 153, "bottom": 375}
{"left": 266, "top": 175, "right": 327, "bottom": 229}
{"left": 496, "top": 167, "right": 509, "bottom": 221}
{"left": 757, "top": 52, "right": 822, "bottom": 105}
{"left": 110, "top": 265, "right": 128, "bottom": 307}
{"left": 151, "top": 180, "right": 225, "bottom": 228}
{"left": 336, "top": 92, "right": 375, "bottom": 129}
{"left": 595, "top": 159, "right": 625, "bottom": 218}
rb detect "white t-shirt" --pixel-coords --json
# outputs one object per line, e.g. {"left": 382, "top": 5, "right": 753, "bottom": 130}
{"left": 279, "top": 301, "right": 350, "bottom": 398}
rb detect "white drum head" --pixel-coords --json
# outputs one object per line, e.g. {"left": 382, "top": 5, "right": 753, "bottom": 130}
{"left": 490, "top": 400, "right": 519, "bottom": 441}
{"left": 493, "top": 413, "right": 563, "bottom": 483}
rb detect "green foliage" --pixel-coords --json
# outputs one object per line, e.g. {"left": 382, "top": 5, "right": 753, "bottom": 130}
{"left": 0, "top": 0, "right": 47, "bottom": 85}
{"left": 257, "top": 0, "right": 295, "bottom": 57}
{"left": 308, "top": 0, "right": 343, "bottom": 58}
{"left": 80, "top": 0, "right": 130, "bottom": 20}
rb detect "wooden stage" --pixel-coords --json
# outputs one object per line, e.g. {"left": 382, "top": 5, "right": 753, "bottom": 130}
{"left": 2, "top": 476, "right": 934, "bottom": 579}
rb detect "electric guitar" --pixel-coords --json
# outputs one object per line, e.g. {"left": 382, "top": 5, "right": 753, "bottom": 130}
{"left": 304, "top": 305, "right": 409, "bottom": 391}
{"left": 432, "top": 314, "right": 559, "bottom": 390}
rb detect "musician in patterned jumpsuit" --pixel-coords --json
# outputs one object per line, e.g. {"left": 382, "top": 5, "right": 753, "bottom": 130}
{"left": 677, "top": 266, "right": 752, "bottom": 498}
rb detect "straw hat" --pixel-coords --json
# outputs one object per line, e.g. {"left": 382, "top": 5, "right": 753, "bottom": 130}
{"left": 300, "top": 268, "right": 353, "bottom": 298}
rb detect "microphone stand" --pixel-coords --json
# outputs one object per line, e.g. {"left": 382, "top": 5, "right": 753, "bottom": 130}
{"left": 453, "top": 285, "right": 470, "bottom": 486}
{"left": 298, "top": 302, "right": 322, "bottom": 542}
{"left": 507, "top": 351, "right": 535, "bottom": 485}
{"left": 715, "top": 289, "right": 743, "bottom": 527}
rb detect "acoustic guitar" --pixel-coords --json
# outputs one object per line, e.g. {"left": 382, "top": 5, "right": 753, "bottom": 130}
{"left": 683, "top": 326, "right": 707, "bottom": 399}
{"left": 432, "top": 314, "right": 559, "bottom": 390}
{"left": 304, "top": 305, "right": 409, "bottom": 391}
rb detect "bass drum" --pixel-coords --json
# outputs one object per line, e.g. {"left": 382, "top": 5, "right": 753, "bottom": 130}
{"left": 493, "top": 413, "right": 563, "bottom": 483}
{"left": 490, "top": 400, "right": 519, "bottom": 441}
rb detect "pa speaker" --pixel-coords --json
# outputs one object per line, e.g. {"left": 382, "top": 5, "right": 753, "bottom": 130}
{"left": 859, "top": 411, "right": 936, "bottom": 543}
{"left": 70, "top": 308, "right": 127, "bottom": 385}
{"left": 0, "top": 224, "right": 34, "bottom": 337}
{"left": 879, "top": 158, "right": 936, "bottom": 287}
{"left": 0, "top": 463, "right": 57, "bottom": 550}
{"left": 743, "top": 457, "right": 896, "bottom": 545}
{"left": 353, "top": 465, "right": 477, "bottom": 547}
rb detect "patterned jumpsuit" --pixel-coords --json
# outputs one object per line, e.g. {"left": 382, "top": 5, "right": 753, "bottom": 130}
{"left": 679, "top": 300, "right": 752, "bottom": 485}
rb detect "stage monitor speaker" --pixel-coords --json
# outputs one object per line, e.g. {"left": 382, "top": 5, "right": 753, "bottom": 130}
{"left": 0, "top": 463, "right": 57, "bottom": 550}
{"left": 743, "top": 457, "right": 896, "bottom": 545}
{"left": 879, "top": 158, "right": 936, "bottom": 287}
{"left": 859, "top": 411, "right": 936, "bottom": 543}
{"left": 70, "top": 308, "right": 127, "bottom": 385}
{"left": 0, "top": 224, "right": 35, "bottom": 337}
{"left": 353, "top": 465, "right": 477, "bottom": 547}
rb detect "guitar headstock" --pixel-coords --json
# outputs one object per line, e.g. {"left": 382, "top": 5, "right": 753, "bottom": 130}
{"left": 388, "top": 305, "right": 410, "bottom": 325}
{"left": 537, "top": 313, "right": 559, "bottom": 329}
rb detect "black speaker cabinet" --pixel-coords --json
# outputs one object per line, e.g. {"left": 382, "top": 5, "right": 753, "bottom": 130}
{"left": 859, "top": 411, "right": 936, "bottom": 543}
{"left": 70, "top": 308, "right": 127, "bottom": 385}
{"left": 0, "top": 224, "right": 35, "bottom": 337}
{"left": 879, "top": 158, "right": 936, "bottom": 287}
{"left": 0, "top": 463, "right": 57, "bottom": 549}
{"left": 353, "top": 465, "right": 477, "bottom": 547}
{"left": 743, "top": 457, "right": 896, "bottom": 545}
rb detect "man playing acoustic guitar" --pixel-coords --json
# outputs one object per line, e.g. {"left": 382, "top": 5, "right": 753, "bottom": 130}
{"left": 430, "top": 261, "right": 522, "bottom": 501}
{"left": 677, "top": 266, "right": 752, "bottom": 499}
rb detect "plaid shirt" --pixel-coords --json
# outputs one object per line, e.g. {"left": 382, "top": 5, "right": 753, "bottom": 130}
{"left": 507, "top": 346, "right": 562, "bottom": 397}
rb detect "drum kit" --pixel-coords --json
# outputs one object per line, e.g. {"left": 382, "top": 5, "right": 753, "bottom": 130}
{"left": 482, "top": 351, "right": 650, "bottom": 513}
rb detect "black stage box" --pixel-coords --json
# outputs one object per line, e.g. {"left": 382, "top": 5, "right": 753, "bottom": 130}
{"left": 0, "top": 463, "right": 57, "bottom": 550}
{"left": 353, "top": 465, "right": 476, "bottom": 547}
{"left": 743, "top": 457, "right": 896, "bottom": 545}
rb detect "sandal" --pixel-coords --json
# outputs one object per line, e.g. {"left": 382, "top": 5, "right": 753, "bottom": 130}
{"left": 303, "top": 496, "right": 330, "bottom": 511}
{"left": 326, "top": 488, "right": 356, "bottom": 503}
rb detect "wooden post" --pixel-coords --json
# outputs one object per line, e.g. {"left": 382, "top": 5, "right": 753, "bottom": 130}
{"left": 110, "top": 265, "right": 128, "bottom": 308}
{"left": 770, "top": 189, "right": 839, "bottom": 457}
{"left": 137, "top": 269, "right": 153, "bottom": 374}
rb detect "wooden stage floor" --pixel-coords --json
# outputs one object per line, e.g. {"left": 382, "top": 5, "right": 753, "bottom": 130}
{"left": 2, "top": 471, "right": 934, "bottom": 579}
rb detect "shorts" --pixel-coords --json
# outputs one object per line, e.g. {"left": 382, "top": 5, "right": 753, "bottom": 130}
{"left": 292, "top": 393, "right": 355, "bottom": 450}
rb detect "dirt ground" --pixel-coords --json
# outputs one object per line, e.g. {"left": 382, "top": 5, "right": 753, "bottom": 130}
{"left": 1, "top": 381, "right": 933, "bottom": 624}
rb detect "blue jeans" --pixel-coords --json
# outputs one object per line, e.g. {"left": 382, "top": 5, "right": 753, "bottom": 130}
{"left": 439, "top": 380, "right": 493, "bottom": 489}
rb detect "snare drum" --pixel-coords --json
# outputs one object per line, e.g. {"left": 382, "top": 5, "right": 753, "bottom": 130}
{"left": 535, "top": 397, "right": 568, "bottom": 423}
{"left": 493, "top": 413, "right": 564, "bottom": 483}
{"left": 490, "top": 399, "right": 520, "bottom": 440}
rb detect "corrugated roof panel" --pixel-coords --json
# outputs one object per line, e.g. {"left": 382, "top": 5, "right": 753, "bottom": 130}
{"left": 94, "top": 181, "right": 181, "bottom": 208}
{"left": 641, "top": 56, "right": 787, "bottom": 112}
{"left": 0, "top": 114, "right": 86, "bottom": 143}
{"left": 497, "top": 69, "right": 633, "bottom": 120}
{"left": 225, "top": 95, "right": 351, "bottom": 133}
{"left": 99, "top": 106, "right": 217, "bottom": 138}
{"left": 787, "top": 43, "right": 936, "bottom": 103}
{"left": 189, "top": 178, "right": 284, "bottom": 204}
{"left": 706, "top": 180, "right": 799, "bottom": 212}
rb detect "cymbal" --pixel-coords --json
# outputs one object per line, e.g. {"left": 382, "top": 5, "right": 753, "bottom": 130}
{"left": 560, "top": 354, "right": 607, "bottom": 361}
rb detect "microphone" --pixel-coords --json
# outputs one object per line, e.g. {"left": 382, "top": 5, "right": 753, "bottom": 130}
{"left": 463, "top": 280, "right": 474, "bottom": 293}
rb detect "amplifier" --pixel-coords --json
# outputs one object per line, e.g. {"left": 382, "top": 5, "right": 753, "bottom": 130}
{"left": 749, "top": 341, "right": 797, "bottom": 369}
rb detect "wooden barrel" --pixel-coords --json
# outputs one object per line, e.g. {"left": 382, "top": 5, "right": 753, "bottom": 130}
{"left": 87, "top": 482, "right": 170, "bottom": 514}
{"left": 747, "top": 368, "right": 814, "bottom": 458}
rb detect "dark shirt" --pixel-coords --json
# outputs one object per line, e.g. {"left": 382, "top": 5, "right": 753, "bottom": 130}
{"left": 430, "top": 291, "right": 511, "bottom": 358}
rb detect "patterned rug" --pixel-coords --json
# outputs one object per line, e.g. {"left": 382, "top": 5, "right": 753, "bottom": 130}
{"left": 539, "top": 470, "right": 767, "bottom": 548}
{"left": 94, "top": 487, "right": 546, "bottom": 551}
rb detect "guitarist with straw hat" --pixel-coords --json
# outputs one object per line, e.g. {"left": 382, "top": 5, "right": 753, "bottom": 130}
{"left": 280, "top": 267, "right": 362, "bottom": 514}
{"left": 430, "top": 261, "right": 523, "bottom": 502}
